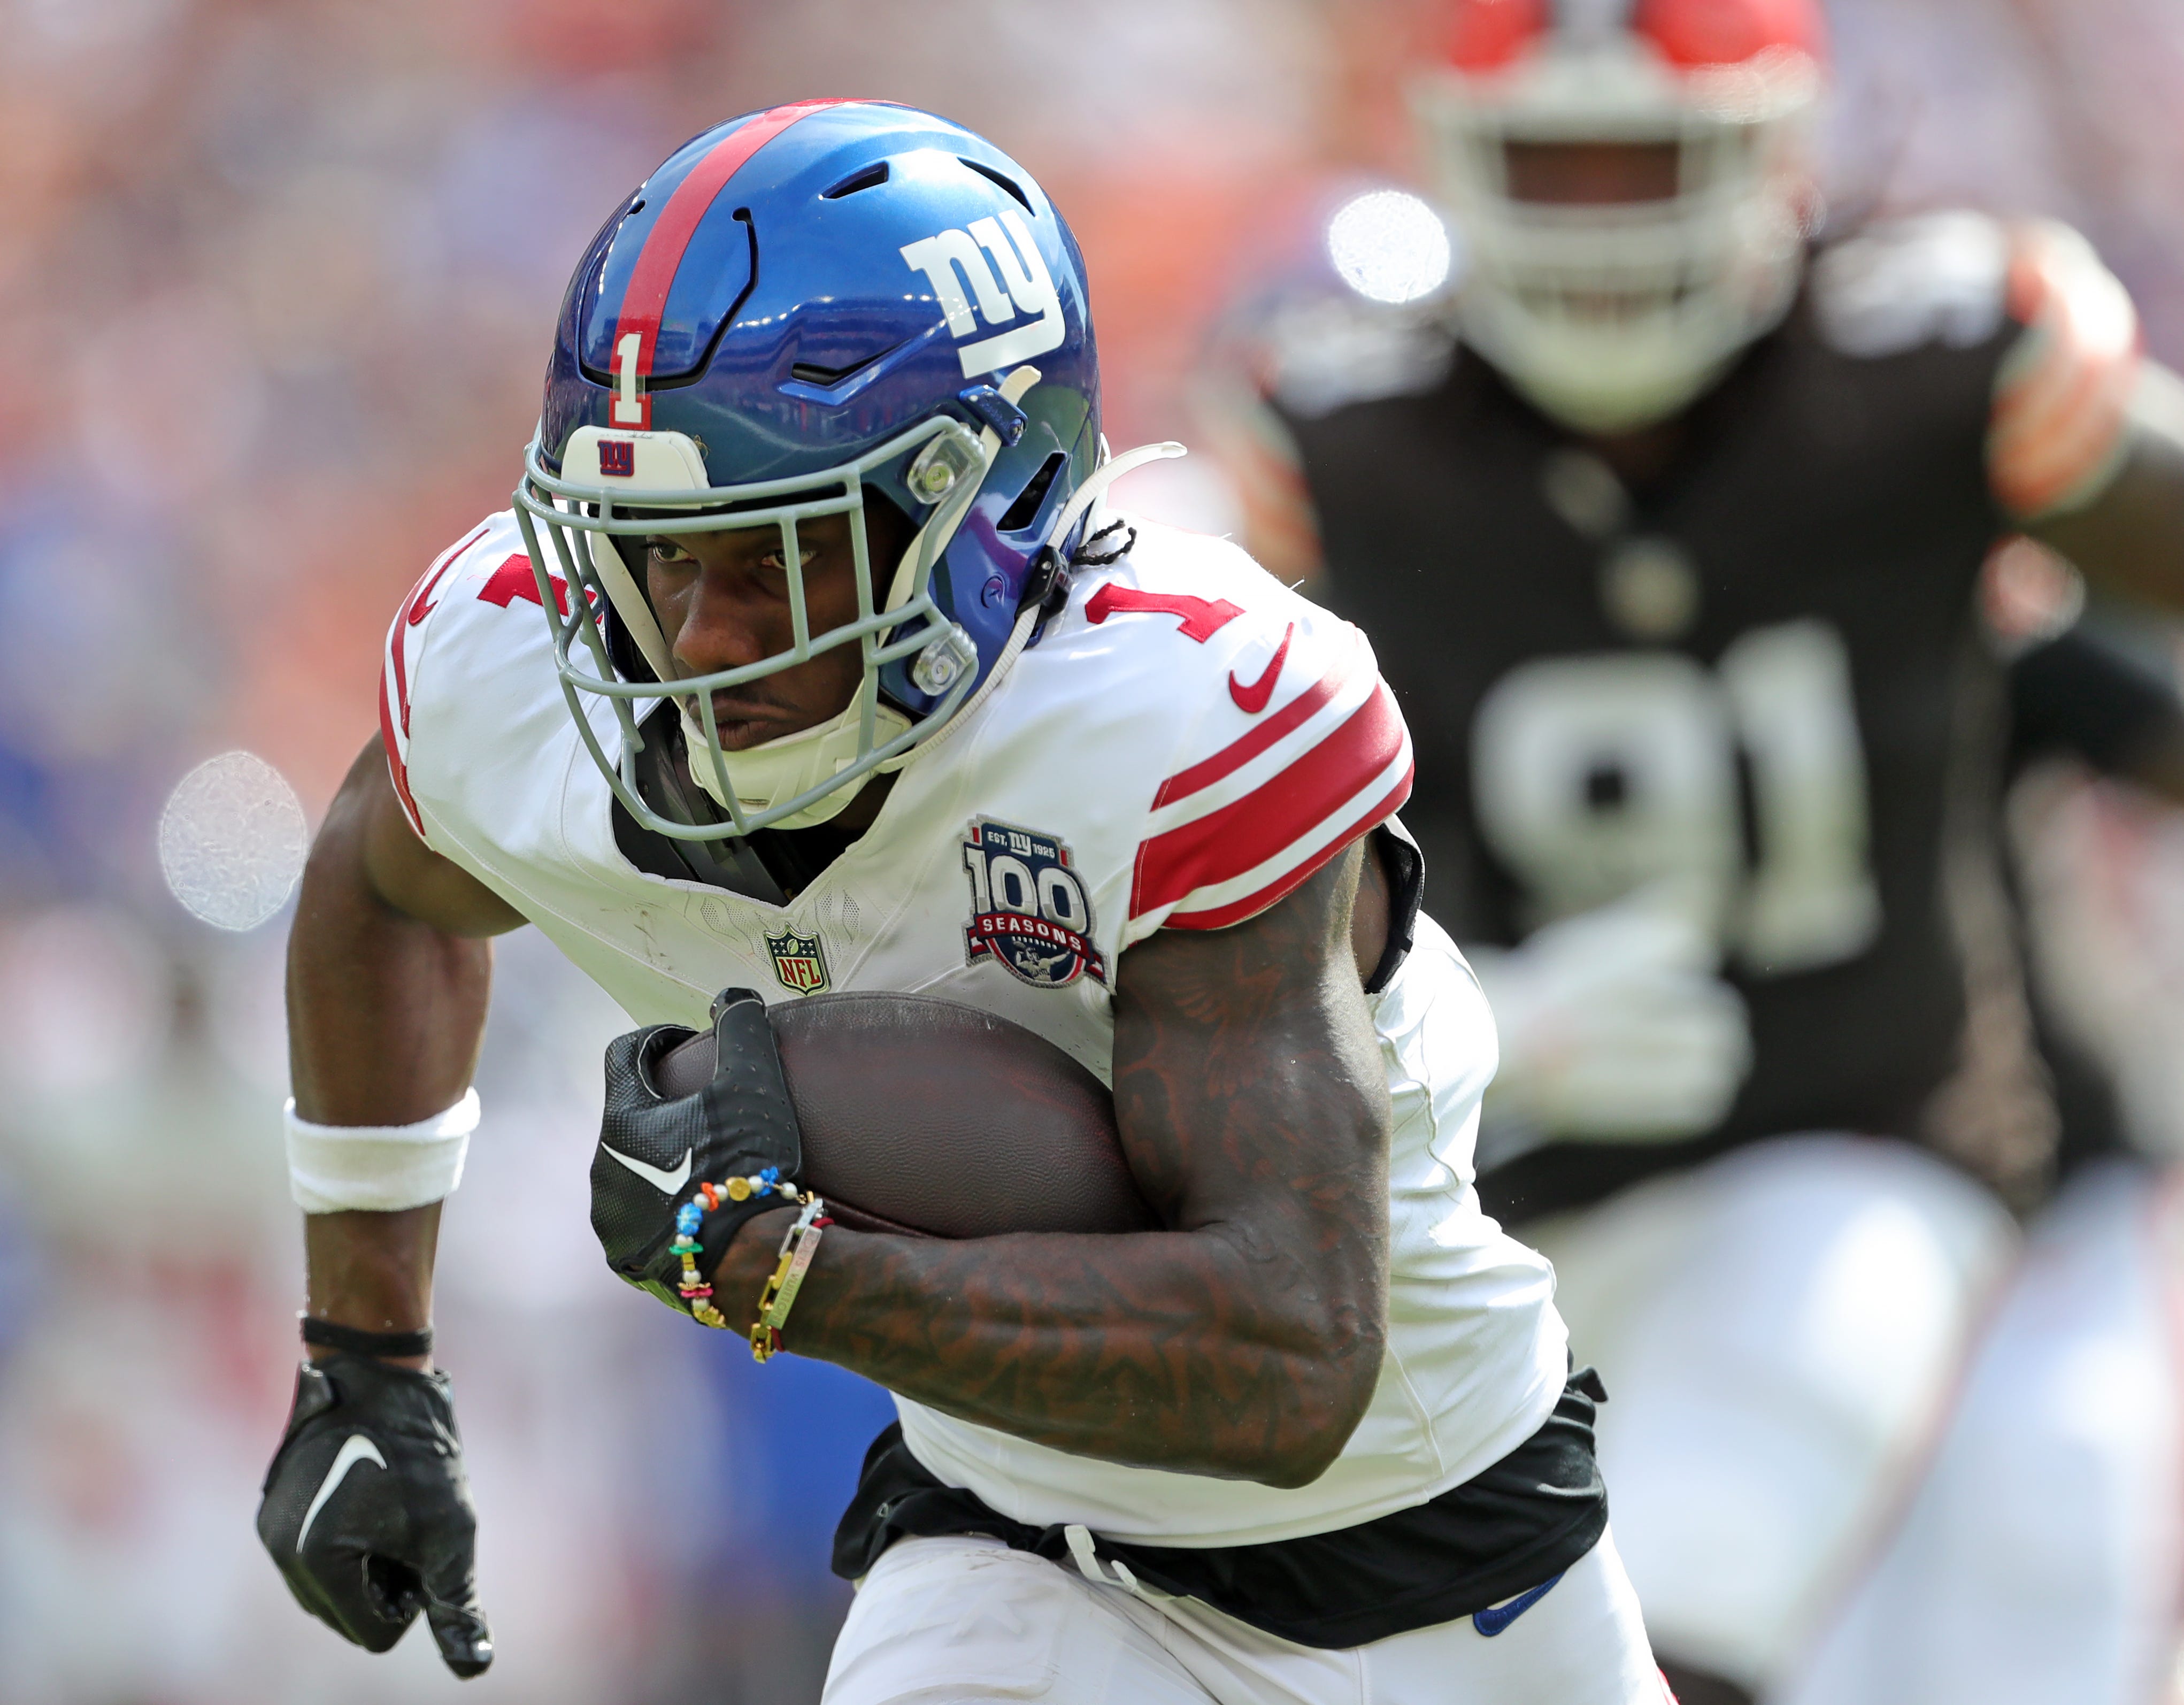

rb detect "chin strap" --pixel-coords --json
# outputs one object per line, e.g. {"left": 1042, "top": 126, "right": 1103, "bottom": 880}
{"left": 1045, "top": 441, "right": 1186, "bottom": 558}
{"left": 1018, "top": 439, "right": 1188, "bottom": 620}
{"left": 906, "top": 601, "right": 1040, "bottom": 769}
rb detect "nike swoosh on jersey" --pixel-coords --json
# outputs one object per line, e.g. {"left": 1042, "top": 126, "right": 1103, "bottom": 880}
{"left": 407, "top": 562, "right": 457, "bottom": 626}
{"left": 1471, "top": 1571, "right": 1564, "bottom": 1638}
{"left": 1227, "top": 623, "right": 1294, "bottom": 714}
{"left": 298, "top": 1433, "right": 388, "bottom": 1552}
{"left": 602, "top": 1143, "right": 693, "bottom": 1194}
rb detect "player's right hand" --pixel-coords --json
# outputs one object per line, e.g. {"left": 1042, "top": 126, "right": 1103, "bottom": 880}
{"left": 1471, "top": 892, "right": 1754, "bottom": 1142}
{"left": 592, "top": 986, "right": 807, "bottom": 1316}
{"left": 257, "top": 1352, "right": 492, "bottom": 1678}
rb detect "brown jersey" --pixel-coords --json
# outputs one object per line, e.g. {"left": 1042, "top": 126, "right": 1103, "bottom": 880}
{"left": 1232, "top": 211, "right": 2143, "bottom": 1220}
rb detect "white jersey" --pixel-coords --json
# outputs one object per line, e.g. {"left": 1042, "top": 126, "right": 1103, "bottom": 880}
{"left": 381, "top": 508, "right": 1567, "bottom": 1547}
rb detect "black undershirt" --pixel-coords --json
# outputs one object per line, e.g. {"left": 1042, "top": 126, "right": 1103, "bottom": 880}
{"left": 833, "top": 1371, "right": 1610, "bottom": 1649}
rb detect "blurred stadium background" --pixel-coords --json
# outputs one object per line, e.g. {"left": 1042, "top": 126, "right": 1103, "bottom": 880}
{"left": 2, "top": 0, "right": 2183, "bottom": 1700}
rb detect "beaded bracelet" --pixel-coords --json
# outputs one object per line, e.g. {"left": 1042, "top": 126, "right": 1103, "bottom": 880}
{"left": 670, "top": 1166, "right": 805, "bottom": 1331}
{"left": 750, "top": 1196, "right": 833, "bottom": 1364}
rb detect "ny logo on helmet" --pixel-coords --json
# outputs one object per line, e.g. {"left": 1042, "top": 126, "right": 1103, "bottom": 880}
{"left": 901, "top": 207, "right": 1065, "bottom": 380}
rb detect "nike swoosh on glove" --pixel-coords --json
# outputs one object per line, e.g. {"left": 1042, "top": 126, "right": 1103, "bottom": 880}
{"left": 257, "top": 1354, "right": 492, "bottom": 1678}
{"left": 592, "top": 986, "right": 806, "bottom": 1317}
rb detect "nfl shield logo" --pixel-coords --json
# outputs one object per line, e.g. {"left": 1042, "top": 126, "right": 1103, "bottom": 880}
{"left": 766, "top": 931, "right": 829, "bottom": 995}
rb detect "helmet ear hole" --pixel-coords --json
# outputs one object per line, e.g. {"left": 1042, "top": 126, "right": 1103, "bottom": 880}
{"left": 999, "top": 452, "right": 1069, "bottom": 534}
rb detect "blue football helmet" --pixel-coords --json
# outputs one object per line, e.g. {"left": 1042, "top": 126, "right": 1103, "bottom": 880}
{"left": 515, "top": 99, "right": 1158, "bottom": 838}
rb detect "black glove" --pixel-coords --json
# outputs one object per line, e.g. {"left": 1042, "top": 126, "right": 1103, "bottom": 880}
{"left": 592, "top": 986, "right": 806, "bottom": 1317}
{"left": 257, "top": 1353, "right": 491, "bottom": 1678}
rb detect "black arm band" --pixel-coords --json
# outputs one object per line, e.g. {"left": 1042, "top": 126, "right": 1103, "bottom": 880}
{"left": 299, "top": 1315, "right": 434, "bottom": 1358}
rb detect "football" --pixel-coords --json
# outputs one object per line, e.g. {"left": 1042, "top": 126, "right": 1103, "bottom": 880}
{"left": 653, "top": 992, "right": 1157, "bottom": 1239}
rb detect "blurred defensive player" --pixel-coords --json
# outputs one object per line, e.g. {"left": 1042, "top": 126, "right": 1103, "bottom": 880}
{"left": 1206, "top": 2, "right": 2184, "bottom": 1700}
{"left": 255, "top": 102, "right": 1674, "bottom": 1703}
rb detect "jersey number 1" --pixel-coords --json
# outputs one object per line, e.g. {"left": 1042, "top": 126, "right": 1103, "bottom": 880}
{"left": 1471, "top": 619, "right": 1882, "bottom": 977}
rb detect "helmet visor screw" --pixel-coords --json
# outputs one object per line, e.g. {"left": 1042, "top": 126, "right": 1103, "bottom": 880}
{"left": 905, "top": 422, "right": 987, "bottom": 505}
{"left": 911, "top": 625, "right": 978, "bottom": 695}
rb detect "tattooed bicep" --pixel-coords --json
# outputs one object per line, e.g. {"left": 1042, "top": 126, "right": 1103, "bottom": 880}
{"left": 1110, "top": 842, "right": 1391, "bottom": 1230}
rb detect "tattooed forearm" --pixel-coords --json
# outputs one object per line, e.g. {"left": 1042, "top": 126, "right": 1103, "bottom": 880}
{"left": 714, "top": 842, "right": 1394, "bottom": 1487}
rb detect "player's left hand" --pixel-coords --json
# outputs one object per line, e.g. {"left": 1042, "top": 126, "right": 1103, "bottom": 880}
{"left": 591, "top": 987, "right": 806, "bottom": 1316}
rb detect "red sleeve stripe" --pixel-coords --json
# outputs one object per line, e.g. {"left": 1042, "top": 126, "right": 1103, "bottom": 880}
{"left": 384, "top": 525, "right": 484, "bottom": 743}
{"left": 378, "top": 523, "right": 489, "bottom": 842}
{"left": 1131, "top": 680, "right": 1410, "bottom": 921}
{"left": 1164, "top": 764, "right": 1414, "bottom": 932}
{"left": 387, "top": 562, "right": 448, "bottom": 740}
{"left": 385, "top": 617, "right": 412, "bottom": 743}
{"left": 377, "top": 659, "right": 426, "bottom": 840}
{"left": 1151, "top": 629, "right": 1374, "bottom": 812}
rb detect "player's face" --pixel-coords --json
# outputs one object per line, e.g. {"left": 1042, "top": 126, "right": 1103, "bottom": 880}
{"left": 1503, "top": 141, "right": 1682, "bottom": 206}
{"left": 644, "top": 502, "right": 916, "bottom": 751}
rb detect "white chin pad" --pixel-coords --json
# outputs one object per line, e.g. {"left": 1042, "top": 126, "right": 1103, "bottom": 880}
{"left": 682, "top": 698, "right": 913, "bottom": 829}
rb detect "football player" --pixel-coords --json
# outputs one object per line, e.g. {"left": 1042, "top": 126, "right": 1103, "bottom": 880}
{"left": 255, "top": 102, "right": 1674, "bottom": 1703}
{"left": 1205, "top": 3, "right": 2184, "bottom": 1702}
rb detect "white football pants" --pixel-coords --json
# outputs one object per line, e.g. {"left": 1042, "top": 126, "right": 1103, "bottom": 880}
{"left": 1778, "top": 1157, "right": 2184, "bottom": 1705}
{"left": 822, "top": 1530, "right": 1670, "bottom": 1704}
{"left": 1524, "top": 1134, "right": 2018, "bottom": 1694}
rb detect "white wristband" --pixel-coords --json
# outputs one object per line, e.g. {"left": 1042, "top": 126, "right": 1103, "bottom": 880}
{"left": 285, "top": 1089, "right": 481, "bottom": 1214}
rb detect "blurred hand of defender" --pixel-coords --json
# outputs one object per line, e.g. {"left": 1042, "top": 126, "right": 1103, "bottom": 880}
{"left": 257, "top": 1353, "right": 493, "bottom": 1678}
{"left": 1472, "top": 890, "right": 1754, "bottom": 1142}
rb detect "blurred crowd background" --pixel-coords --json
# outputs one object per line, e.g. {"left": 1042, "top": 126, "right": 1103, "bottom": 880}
{"left": 4, "top": 0, "right": 2184, "bottom": 1700}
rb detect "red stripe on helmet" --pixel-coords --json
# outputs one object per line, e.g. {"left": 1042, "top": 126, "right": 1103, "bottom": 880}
{"left": 1443, "top": 0, "right": 1548, "bottom": 72}
{"left": 609, "top": 98, "right": 869, "bottom": 428}
{"left": 1634, "top": 0, "right": 1827, "bottom": 70}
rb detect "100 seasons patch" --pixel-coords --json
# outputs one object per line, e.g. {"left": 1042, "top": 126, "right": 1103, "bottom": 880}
{"left": 962, "top": 820, "right": 1108, "bottom": 989}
